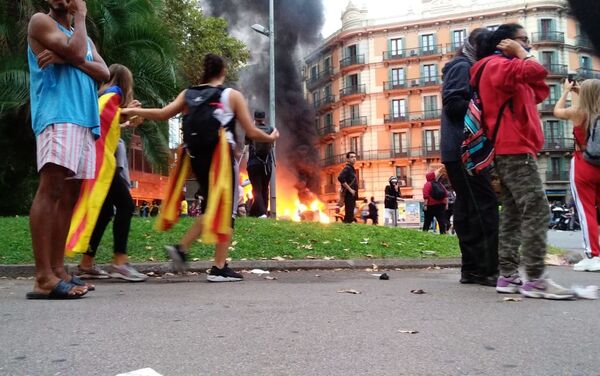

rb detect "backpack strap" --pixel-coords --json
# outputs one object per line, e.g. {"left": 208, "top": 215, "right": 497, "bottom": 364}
{"left": 490, "top": 98, "right": 512, "bottom": 143}
{"left": 474, "top": 59, "right": 512, "bottom": 141}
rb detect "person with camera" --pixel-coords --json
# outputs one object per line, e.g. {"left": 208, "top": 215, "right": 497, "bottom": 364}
{"left": 384, "top": 176, "right": 400, "bottom": 227}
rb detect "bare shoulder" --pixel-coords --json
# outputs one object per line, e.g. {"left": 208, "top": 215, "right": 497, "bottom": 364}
{"left": 28, "top": 12, "right": 54, "bottom": 33}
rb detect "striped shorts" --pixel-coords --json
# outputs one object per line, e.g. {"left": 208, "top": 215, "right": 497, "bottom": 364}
{"left": 36, "top": 123, "right": 96, "bottom": 179}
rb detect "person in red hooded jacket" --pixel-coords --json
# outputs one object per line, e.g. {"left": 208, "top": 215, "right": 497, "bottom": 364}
{"left": 473, "top": 24, "right": 574, "bottom": 300}
{"left": 422, "top": 170, "right": 448, "bottom": 234}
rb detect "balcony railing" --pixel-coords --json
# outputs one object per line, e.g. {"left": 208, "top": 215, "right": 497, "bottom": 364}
{"left": 340, "top": 54, "right": 365, "bottom": 69}
{"left": 317, "top": 125, "right": 335, "bottom": 137}
{"left": 419, "top": 44, "right": 442, "bottom": 56}
{"left": 339, "top": 84, "right": 366, "bottom": 98}
{"left": 543, "top": 64, "right": 568, "bottom": 76}
{"left": 576, "top": 35, "right": 593, "bottom": 49}
{"left": 383, "top": 50, "right": 407, "bottom": 61}
{"left": 540, "top": 99, "right": 571, "bottom": 112}
{"left": 384, "top": 110, "right": 441, "bottom": 123}
{"left": 415, "top": 76, "right": 442, "bottom": 87}
{"left": 422, "top": 147, "right": 441, "bottom": 157}
{"left": 383, "top": 76, "right": 442, "bottom": 91}
{"left": 340, "top": 116, "right": 368, "bottom": 129}
{"left": 313, "top": 95, "right": 336, "bottom": 110}
{"left": 383, "top": 45, "right": 442, "bottom": 60}
{"left": 445, "top": 42, "right": 462, "bottom": 53}
{"left": 542, "top": 138, "right": 574, "bottom": 151}
{"left": 320, "top": 148, "right": 444, "bottom": 167}
{"left": 384, "top": 114, "right": 409, "bottom": 124}
{"left": 306, "top": 67, "right": 334, "bottom": 89}
{"left": 531, "top": 31, "right": 565, "bottom": 44}
{"left": 383, "top": 80, "right": 409, "bottom": 91}
{"left": 546, "top": 171, "right": 569, "bottom": 182}
{"left": 577, "top": 68, "right": 600, "bottom": 80}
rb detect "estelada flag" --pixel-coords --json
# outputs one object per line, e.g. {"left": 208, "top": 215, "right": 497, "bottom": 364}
{"left": 65, "top": 87, "right": 122, "bottom": 256}
{"left": 155, "top": 144, "right": 191, "bottom": 232}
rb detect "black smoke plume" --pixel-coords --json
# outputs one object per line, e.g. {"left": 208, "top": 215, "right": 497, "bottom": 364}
{"left": 203, "top": 0, "right": 325, "bottom": 195}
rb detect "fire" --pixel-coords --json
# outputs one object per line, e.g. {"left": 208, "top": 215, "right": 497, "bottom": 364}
{"left": 239, "top": 171, "right": 253, "bottom": 200}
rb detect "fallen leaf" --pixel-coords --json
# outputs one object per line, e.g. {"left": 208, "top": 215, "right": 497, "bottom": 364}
{"left": 305, "top": 255, "right": 316, "bottom": 259}
{"left": 148, "top": 257, "right": 155, "bottom": 262}
{"left": 271, "top": 256, "right": 285, "bottom": 261}
{"left": 381, "top": 242, "right": 390, "bottom": 248}
{"left": 192, "top": 258, "right": 200, "bottom": 262}
{"left": 421, "top": 250, "right": 437, "bottom": 256}
{"left": 410, "top": 289, "right": 426, "bottom": 294}
{"left": 337, "top": 289, "right": 361, "bottom": 294}
{"left": 231, "top": 241, "right": 238, "bottom": 246}
{"left": 323, "top": 256, "right": 336, "bottom": 260}
{"left": 146, "top": 272, "right": 156, "bottom": 276}
{"left": 503, "top": 297, "right": 522, "bottom": 302}
{"left": 366, "top": 254, "right": 374, "bottom": 258}
{"left": 264, "top": 276, "right": 278, "bottom": 280}
{"left": 164, "top": 272, "right": 174, "bottom": 277}
{"left": 250, "top": 269, "right": 269, "bottom": 274}
{"left": 315, "top": 274, "right": 321, "bottom": 277}
{"left": 145, "top": 246, "right": 153, "bottom": 250}
{"left": 398, "top": 330, "right": 419, "bottom": 334}
{"left": 372, "top": 264, "right": 379, "bottom": 271}
{"left": 322, "top": 240, "right": 331, "bottom": 244}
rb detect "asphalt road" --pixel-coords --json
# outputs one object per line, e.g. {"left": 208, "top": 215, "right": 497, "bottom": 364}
{"left": 1, "top": 266, "right": 600, "bottom": 376}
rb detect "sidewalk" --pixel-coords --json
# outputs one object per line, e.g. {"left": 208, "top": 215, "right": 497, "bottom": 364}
{"left": 0, "top": 258, "right": 462, "bottom": 278}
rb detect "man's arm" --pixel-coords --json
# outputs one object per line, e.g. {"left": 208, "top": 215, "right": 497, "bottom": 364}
{"left": 28, "top": 1, "right": 89, "bottom": 65}
{"left": 74, "top": 41, "right": 109, "bottom": 83}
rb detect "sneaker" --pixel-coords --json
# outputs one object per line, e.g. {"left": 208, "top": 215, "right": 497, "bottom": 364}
{"left": 207, "top": 264, "right": 243, "bottom": 282}
{"left": 165, "top": 244, "right": 188, "bottom": 272}
{"left": 573, "top": 256, "right": 600, "bottom": 272}
{"left": 258, "top": 214, "right": 268, "bottom": 219}
{"left": 75, "top": 264, "right": 110, "bottom": 279}
{"left": 108, "top": 263, "right": 148, "bottom": 282}
{"left": 519, "top": 278, "right": 575, "bottom": 300}
{"left": 478, "top": 275, "right": 499, "bottom": 287}
{"left": 496, "top": 274, "right": 523, "bottom": 294}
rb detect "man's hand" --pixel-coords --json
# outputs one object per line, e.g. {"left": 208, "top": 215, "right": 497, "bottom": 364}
{"left": 349, "top": 189, "right": 356, "bottom": 196}
{"left": 269, "top": 129, "right": 280, "bottom": 142}
{"left": 68, "top": 0, "right": 88, "bottom": 18}
{"left": 496, "top": 39, "right": 527, "bottom": 59}
{"left": 37, "top": 49, "right": 65, "bottom": 69}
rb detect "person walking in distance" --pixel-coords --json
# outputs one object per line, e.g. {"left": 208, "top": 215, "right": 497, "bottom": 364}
{"left": 121, "top": 54, "right": 279, "bottom": 282}
{"left": 368, "top": 196, "right": 379, "bottom": 225}
{"left": 26, "top": 0, "right": 109, "bottom": 299}
{"left": 337, "top": 152, "right": 358, "bottom": 224}
{"left": 554, "top": 78, "right": 600, "bottom": 271}
{"left": 422, "top": 171, "right": 448, "bottom": 234}
{"left": 476, "top": 23, "right": 574, "bottom": 299}
{"left": 384, "top": 176, "right": 400, "bottom": 227}
{"left": 247, "top": 111, "right": 274, "bottom": 218}
{"left": 441, "top": 27, "right": 499, "bottom": 286}
{"left": 76, "top": 65, "right": 148, "bottom": 282}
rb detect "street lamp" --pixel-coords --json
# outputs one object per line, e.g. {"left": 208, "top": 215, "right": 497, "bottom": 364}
{"left": 251, "top": 0, "right": 276, "bottom": 218}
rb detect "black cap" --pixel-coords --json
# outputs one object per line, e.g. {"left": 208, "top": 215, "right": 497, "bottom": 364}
{"left": 254, "top": 111, "right": 265, "bottom": 119}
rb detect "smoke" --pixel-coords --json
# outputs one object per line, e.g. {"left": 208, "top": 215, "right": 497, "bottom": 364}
{"left": 202, "top": 0, "right": 325, "bottom": 194}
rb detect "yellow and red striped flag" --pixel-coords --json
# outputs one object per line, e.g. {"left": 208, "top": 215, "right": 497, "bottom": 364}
{"left": 155, "top": 144, "right": 191, "bottom": 232}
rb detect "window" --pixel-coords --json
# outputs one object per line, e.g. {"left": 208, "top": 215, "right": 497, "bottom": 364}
{"left": 452, "top": 29, "right": 467, "bottom": 48}
{"left": 424, "top": 130, "right": 440, "bottom": 151}
{"left": 323, "top": 57, "right": 331, "bottom": 72}
{"left": 391, "top": 68, "right": 406, "bottom": 85}
{"left": 392, "top": 133, "right": 408, "bottom": 156}
{"left": 349, "top": 104, "right": 360, "bottom": 119}
{"left": 390, "top": 38, "right": 403, "bottom": 56}
{"left": 421, "top": 34, "right": 435, "bottom": 52}
{"left": 391, "top": 99, "right": 407, "bottom": 119}
{"left": 350, "top": 136, "right": 361, "bottom": 154}
{"left": 550, "top": 157, "right": 562, "bottom": 174}
{"left": 548, "top": 85, "right": 560, "bottom": 102}
{"left": 324, "top": 113, "right": 333, "bottom": 127}
{"left": 540, "top": 19, "right": 555, "bottom": 33}
{"left": 312, "top": 91, "right": 320, "bottom": 105}
{"left": 324, "top": 84, "right": 332, "bottom": 98}
{"left": 310, "top": 65, "right": 318, "bottom": 80}
{"left": 422, "top": 64, "right": 437, "bottom": 83}
{"left": 487, "top": 25, "right": 499, "bottom": 31}
{"left": 581, "top": 56, "right": 592, "bottom": 69}
{"left": 544, "top": 120, "right": 563, "bottom": 141}
{"left": 423, "top": 96, "right": 438, "bottom": 119}
{"left": 541, "top": 51, "right": 556, "bottom": 66}
{"left": 325, "top": 143, "right": 334, "bottom": 159}
{"left": 347, "top": 44, "right": 357, "bottom": 57}
{"left": 395, "top": 166, "right": 409, "bottom": 187}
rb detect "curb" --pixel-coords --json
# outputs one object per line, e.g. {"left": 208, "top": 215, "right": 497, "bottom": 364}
{"left": 0, "top": 258, "right": 462, "bottom": 278}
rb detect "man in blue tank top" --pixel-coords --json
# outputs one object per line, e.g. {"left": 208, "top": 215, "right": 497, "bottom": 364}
{"left": 26, "top": 0, "right": 109, "bottom": 299}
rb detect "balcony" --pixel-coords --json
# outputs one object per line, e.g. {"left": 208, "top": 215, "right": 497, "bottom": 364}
{"left": 383, "top": 80, "right": 409, "bottom": 91}
{"left": 576, "top": 35, "right": 593, "bottom": 50}
{"left": 540, "top": 99, "right": 570, "bottom": 113}
{"left": 383, "top": 49, "right": 408, "bottom": 61}
{"left": 339, "top": 116, "right": 368, "bottom": 130}
{"left": 546, "top": 171, "right": 569, "bottom": 182}
{"left": 542, "top": 138, "right": 574, "bottom": 152}
{"left": 339, "top": 84, "right": 366, "bottom": 100}
{"left": 306, "top": 67, "right": 334, "bottom": 90}
{"left": 577, "top": 68, "right": 600, "bottom": 80}
{"left": 421, "top": 147, "right": 441, "bottom": 158}
{"left": 412, "top": 76, "right": 442, "bottom": 89}
{"left": 445, "top": 42, "right": 462, "bottom": 54}
{"left": 384, "top": 113, "right": 409, "bottom": 124}
{"left": 321, "top": 154, "right": 346, "bottom": 167}
{"left": 419, "top": 45, "right": 442, "bottom": 57}
{"left": 543, "top": 64, "right": 568, "bottom": 77}
{"left": 531, "top": 31, "right": 565, "bottom": 44}
{"left": 384, "top": 110, "right": 441, "bottom": 125}
{"left": 339, "top": 54, "right": 365, "bottom": 70}
{"left": 313, "top": 95, "right": 336, "bottom": 112}
{"left": 317, "top": 125, "right": 335, "bottom": 137}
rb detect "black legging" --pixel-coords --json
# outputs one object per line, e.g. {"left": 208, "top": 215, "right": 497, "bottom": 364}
{"left": 248, "top": 161, "right": 271, "bottom": 217}
{"left": 86, "top": 170, "right": 135, "bottom": 257}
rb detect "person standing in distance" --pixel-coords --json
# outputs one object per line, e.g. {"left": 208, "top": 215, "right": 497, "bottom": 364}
{"left": 26, "top": 0, "right": 109, "bottom": 299}
{"left": 247, "top": 111, "right": 274, "bottom": 218}
{"left": 337, "top": 152, "right": 358, "bottom": 224}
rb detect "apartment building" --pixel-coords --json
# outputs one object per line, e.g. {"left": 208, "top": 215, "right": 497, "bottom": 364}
{"left": 304, "top": 0, "right": 599, "bottom": 213}
{"left": 127, "top": 134, "right": 170, "bottom": 207}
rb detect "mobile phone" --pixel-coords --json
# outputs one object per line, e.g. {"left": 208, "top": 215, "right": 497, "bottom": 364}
{"left": 567, "top": 74, "right": 574, "bottom": 83}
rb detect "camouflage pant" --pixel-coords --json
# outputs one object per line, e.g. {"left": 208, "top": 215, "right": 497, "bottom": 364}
{"left": 495, "top": 154, "right": 550, "bottom": 279}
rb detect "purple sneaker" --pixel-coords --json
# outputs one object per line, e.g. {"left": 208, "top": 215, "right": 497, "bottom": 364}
{"left": 496, "top": 274, "right": 523, "bottom": 294}
{"left": 519, "top": 278, "right": 575, "bottom": 300}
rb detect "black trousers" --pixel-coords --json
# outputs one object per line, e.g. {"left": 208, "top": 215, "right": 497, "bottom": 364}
{"left": 423, "top": 204, "right": 447, "bottom": 234}
{"left": 344, "top": 192, "right": 356, "bottom": 223}
{"left": 444, "top": 161, "right": 499, "bottom": 278}
{"left": 248, "top": 162, "right": 271, "bottom": 217}
{"left": 87, "top": 171, "right": 135, "bottom": 257}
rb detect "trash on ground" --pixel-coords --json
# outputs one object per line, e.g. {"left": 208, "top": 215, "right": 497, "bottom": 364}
{"left": 366, "top": 254, "right": 374, "bottom": 258}
{"left": 315, "top": 274, "right": 321, "bottom": 277}
{"left": 379, "top": 273, "right": 390, "bottom": 280}
{"left": 545, "top": 254, "right": 568, "bottom": 266}
{"left": 398, "top": 330, "right": 419, "bottom": 334}
{"left": 192, "top": 258, "right": 200, "bottom": 262}
{"left": 146, "top": 272, "right": 156, "bottom": 276}
{"left": 323, "top": 256, "right": 336, "bottom": 260}
{"left": 116, "top": 368, "right": 163, "bottom": 376}
{"left": 371, "top": 273, "right": 382, "bottom": 277}
{"left": 410, "top": 289, "right": 425, "bottom": 294}
{"left": 249, "top": 269, "right": 270, "bottom": 275}
{"left": 271, "top": 256, "right": 285, "bottom": 261}
{"left": 503, "top": 297, "right": 522, "bottom": 302}
{"left": 421, "top": 251, "right": 437, "bottom": 256}
{"left": 264, "top": 276, "right": 278, "bottom": 280}
{"left": 337, "top": 289, "right": 361, "bottom": 294}
{"left": 572, "top": 285, "right": 599, "bottom": 300}
{"left": 163, "top": 272, "right": 174, "bottom": 277}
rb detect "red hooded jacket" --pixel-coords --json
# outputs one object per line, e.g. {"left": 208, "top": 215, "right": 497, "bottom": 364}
{"left": 423, "top": 172, "right": 447, "bottom": 206}
{"left": 470, "top": 55, "right": 549, "bottom": 156}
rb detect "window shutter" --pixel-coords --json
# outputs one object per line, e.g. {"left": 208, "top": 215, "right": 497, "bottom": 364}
{"left": 387, "top": 38, "right": 392, "bottom": 55}
{"left": 433, "top": 33, "right": 438, "bottom": 52}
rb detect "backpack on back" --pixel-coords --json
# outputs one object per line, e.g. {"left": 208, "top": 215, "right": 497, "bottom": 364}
{"left": 182, "top": 86, "right": 225, "bottom": 157}
{"left": 460, "top": 61, "right": 511, "bottom": 176}
{"left": 253, "top": 123, "right": 274, "bottom": 161}
{"left": 584, "top": 117, "right": 600, "bottom": 165}
{"left": 430, "top": 180, "right": 447, "bottom": 201}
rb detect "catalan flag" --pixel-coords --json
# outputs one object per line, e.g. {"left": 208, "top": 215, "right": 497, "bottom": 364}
{"left": 65, "top": 87, "right": 122, "bottom": 257}
{"left": 155, "top": 145, "right": 191, "bottom": 232}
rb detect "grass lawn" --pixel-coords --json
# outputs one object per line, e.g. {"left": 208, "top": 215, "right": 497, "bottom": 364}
{"left": 0, "top": 216, "right": 461, "bottom": 264}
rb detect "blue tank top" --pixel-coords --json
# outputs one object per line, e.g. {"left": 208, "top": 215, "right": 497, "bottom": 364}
{"left": 28, "top": 21, "right": 100, "bottom": 136}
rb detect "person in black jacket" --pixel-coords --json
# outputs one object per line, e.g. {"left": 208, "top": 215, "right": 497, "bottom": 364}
{"left": 338, "top": 152, "right": 358, "bottom": 223}
{"left": 384, "top": 176, "right": 400, "bottom": 227}
{"left": 441, "top": 28, "right": 499, "bottom": 286}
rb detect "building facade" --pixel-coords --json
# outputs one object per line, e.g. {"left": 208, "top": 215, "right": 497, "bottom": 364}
{"left": 304, "top": 0, "right": 599, "bottom": 212}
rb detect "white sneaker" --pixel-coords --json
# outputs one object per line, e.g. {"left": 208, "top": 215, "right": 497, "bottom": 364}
{"left": 573, "top": 257, "right": 600, "bottom": 272}
{"left": 258, "top": 214, "right": 268, "bottom": 219}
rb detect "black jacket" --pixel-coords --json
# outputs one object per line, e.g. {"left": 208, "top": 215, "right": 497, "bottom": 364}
{"left": 441, "top": 55, "right": 472, "bottom": 163}
{"left": 384, "top": 184, "right": 399, "bottom": 209}
{"left": 338, "top": 164, "right": 358, "bottom": 195}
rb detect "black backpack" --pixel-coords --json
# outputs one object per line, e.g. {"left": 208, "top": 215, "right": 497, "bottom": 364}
{"left": 182, "top": 86, "right": 225, "bottom": 157}
{"left": 253, "top": 123, "right": 274, "bottom": 161}
{"left": 430, "top": 181, "right": 447, "bottom": 200}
